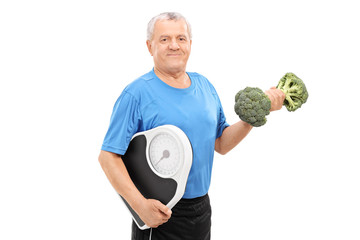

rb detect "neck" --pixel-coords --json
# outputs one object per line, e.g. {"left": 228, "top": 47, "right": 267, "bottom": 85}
{"left": 154, "top": 67, "right": 191, "bottom": 89}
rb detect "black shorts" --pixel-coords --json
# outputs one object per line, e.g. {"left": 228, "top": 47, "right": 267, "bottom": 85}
{"left": 131, "top": 194, "right": 211, "bottom": 240}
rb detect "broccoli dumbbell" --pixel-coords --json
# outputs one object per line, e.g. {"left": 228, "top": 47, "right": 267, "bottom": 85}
{"left": 234, "top": 73, "right": 309, "bottom": 127}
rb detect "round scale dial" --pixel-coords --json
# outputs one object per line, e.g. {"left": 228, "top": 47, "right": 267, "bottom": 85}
{"left": 149, "top": 132, "right": 181, "bottom": 176}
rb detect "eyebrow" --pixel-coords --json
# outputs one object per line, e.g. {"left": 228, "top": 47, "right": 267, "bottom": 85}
{"left": 159, "top": 34, "right": 188, "bottom": 39}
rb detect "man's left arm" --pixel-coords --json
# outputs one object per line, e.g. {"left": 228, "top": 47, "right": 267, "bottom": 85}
{"left": 215, "top": 87, "right": 285, "bottom": 155}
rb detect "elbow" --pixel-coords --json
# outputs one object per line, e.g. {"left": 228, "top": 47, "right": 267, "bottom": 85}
{"left": 98, "top": 150, "right": 122, "bottom": 169}
{"left": 98, "top": 152, "right": 103, "bottom": 164}
{"left": 216, "top": 148, "right": 230, "bottom": 155}
{"left": 98, "top": 150, "right": 108, "bottom": 167}
{"left": 214, "top": 143, "right": 230, "bottom": 155}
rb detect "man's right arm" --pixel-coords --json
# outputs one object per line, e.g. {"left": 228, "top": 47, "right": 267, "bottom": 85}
{"left": 98, "top": 150, "right": 172, "bottom": 228}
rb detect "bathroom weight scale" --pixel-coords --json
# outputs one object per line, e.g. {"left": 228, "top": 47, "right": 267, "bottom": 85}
{"left": 120, "top": 125, "right": 193, "bottom": 230}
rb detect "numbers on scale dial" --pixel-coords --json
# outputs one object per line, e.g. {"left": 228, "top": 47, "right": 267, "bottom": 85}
{"left": 149, "top": 133, "right": 181, "bottom": 176}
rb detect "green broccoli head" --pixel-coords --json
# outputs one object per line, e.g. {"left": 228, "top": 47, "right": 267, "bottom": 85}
{"left": 234, "top": 87, "right": 271, "bottom": 127}
{"left": 276, "top": 73, "right": 309, "bottom": 112}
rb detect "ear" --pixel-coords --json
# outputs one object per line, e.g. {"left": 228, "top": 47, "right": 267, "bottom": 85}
{"left": 146, "top": 40, "right": 153, "bottom": 56}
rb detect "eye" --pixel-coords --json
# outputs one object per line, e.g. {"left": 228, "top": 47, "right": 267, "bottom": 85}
{"left": 179, "top": 37, "right": 186, "bottom": 42}
{"left": 160, "top": 36, "right": 169, "bottom": 43}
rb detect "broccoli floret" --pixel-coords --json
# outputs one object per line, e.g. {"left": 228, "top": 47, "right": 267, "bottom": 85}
{"left": 234, "top": 87, "right": 271, "bottom": 127}
{"left": 276, "top": 73, "right": 309, "bottom": 112}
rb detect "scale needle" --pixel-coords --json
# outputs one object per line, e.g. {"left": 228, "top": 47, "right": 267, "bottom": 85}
{"left": 155, "top": 150, "right": 170, "bottom": 166}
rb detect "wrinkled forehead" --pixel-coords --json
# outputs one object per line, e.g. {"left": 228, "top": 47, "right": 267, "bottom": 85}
{"left": 153, "top": 19, "right": 190, "bottom": 38}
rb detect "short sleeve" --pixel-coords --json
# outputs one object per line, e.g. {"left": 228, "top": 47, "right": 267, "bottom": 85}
{"left": 101, "top": 91, "right": 141, "bottom": 155}
{"left": 215, "top": 96, "right": 230, "bottom": 139}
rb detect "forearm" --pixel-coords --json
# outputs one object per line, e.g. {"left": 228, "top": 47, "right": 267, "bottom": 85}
{"left": 98, "top": 150, "right": 145, "bottom": 211}
{"left": 215, "top": 120, "right": 253, "bottom": 155}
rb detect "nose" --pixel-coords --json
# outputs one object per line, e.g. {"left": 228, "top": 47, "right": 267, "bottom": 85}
{"left": 169, "top": 40, "right": 180, "bottom": 50}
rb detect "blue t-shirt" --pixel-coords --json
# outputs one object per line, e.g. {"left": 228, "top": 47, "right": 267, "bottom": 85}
{"left": 101, "top": 69, "right": 229, "bottom": 198}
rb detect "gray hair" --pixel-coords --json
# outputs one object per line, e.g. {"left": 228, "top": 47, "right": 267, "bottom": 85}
{"left": 147, "top": 12, "right": 192, "bottom": 41}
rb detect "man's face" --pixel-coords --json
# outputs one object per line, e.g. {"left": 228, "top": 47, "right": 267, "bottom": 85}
{"left": 147, "top": 19, "right": 192, "bottom": 74}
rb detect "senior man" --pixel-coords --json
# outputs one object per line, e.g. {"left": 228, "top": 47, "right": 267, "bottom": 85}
{"left": 99, "top": 12, "right": 285, "bottom": 240}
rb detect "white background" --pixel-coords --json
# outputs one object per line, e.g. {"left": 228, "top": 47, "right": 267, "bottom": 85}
{"left": 1, "top": 0, "right": 359, "bottom": 239}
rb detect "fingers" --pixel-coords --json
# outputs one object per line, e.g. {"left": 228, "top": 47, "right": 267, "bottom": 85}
{"left": 156, "top": 201, "right": 172, "bottom": 217}
{"left": 141, "top": 199, "right": 172, "bottom": 228}
{"left": 154, "top": 201, "right": 172, "bottom": 227}
{"left": 265, "top": 87, "right": 285, "bottom": 111}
